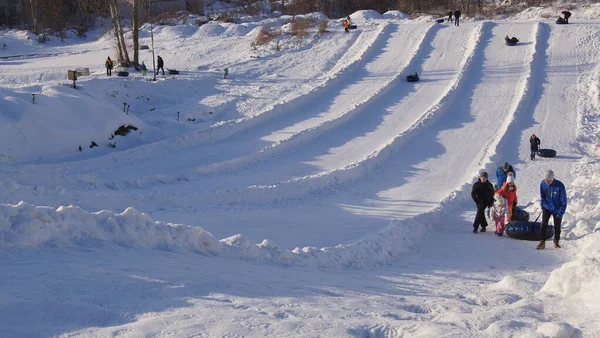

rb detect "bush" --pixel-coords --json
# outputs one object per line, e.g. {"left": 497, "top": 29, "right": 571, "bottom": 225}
{"left": 252, "top": 26, "right": 278, "bottom": 46}
{"left": 290, "top": 17, "right": 311, "bottom": 38}
{"left": 318, "top": 19, "right": 328, "bottom": 34}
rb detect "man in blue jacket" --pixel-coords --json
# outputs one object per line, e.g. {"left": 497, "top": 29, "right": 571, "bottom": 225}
{"left": 496, "top": 162, "right": 516, "bottom": 190}
{"left": 537, "top": 169, "right": 567, "bottom": 250}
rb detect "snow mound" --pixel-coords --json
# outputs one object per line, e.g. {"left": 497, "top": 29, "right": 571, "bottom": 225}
{"left": 381, "top": 10, "right": 409, "bottom": 20}
{"left": 350, "top": 10, "right": 382, "bottom": 22}
{"left": 540, "top": 257, "right": 600, "bottom": 298}
{"left": 511, "top": 4, "right": 600, "bottom": 20}
{"left": 0, "top": 86, "right": 142, "bottom": 162}
{"left": 196, "top": 21, "right": 227, "bottom": 37}
{"left": 536, "top": 322, "right": 579, "bottom": 338}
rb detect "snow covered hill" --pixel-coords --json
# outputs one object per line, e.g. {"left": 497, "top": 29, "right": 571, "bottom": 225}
{"left": 1, "top": 6, "right": 600, "bottom": 338}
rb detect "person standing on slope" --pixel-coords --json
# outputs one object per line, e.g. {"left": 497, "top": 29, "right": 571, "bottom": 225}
{"left": 471, "top": 171, "right": 495, "bottom": 233}
{"left": 496, "top": 161, "right": 516, "bottom": 190}
{"left": 343, "top": 19, "right": 350, "bottom": 33}
{"left": 530, "top": 134, "right": 541, "bottom": 160}
{"left": 140, "top": 61, "right": 147, "bottom": 76}
{"left": 497, "top": 173, "right": 517, "bottom": 220}
{"left": 105, "top": 56, "right": 113, "bottom": 77}
{"left": 490, "top": 193, "right": 510, "bottom": 236}
{"left": 537, "top": 170, "right": 567, "bottom": 250}
{"left": 447, "top": 11, "right": 453, "bottom": 23}
{"left": 454, "top": 10, "right": 461, "bottom": 26}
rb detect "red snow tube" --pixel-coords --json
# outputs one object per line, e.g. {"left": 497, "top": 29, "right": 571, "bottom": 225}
{"left": 537, "top": 149, "right": 557, "bottom": 158}
{"left": 506, "top": 221, "right": 554, "bottom": 241}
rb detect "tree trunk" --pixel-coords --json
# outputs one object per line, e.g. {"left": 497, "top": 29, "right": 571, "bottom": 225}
{"left": 109, "top": 0, "right": 130, "bottom": 65}
{"left": 131, "top": 0, "right": 139, "bottom": 66}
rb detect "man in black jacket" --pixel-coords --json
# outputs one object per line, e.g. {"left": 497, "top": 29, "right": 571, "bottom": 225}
{"left": 156, "top": 55, "right": 165, "bottom": 75}
{"left": 471, "top": 171, "right": 495, "bottom": 233}
{"left": 454, "top": 10, "right": 461, "bottom": 26}
{"left": 530, "top": 133, "right": 541, "bottom": 160}
{"left": 562, "top": 11, "right": 571, "bottom": 24}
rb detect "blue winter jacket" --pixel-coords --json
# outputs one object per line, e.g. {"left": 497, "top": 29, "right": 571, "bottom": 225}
{"left": 496, "top": 165, "right": 516, "bottom": 188}
{"left": 540, "top": 179, "right": 567, "bottom": 218}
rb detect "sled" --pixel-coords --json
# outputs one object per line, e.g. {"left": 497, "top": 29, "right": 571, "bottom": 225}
{"left": 406, "top": 74, "right": 419, "bottom": 82}
{"left": 556, "top": 18, "right": 567, "bottom": 24}
{"left": 506, "top": 221, "right": 554, "bottom": 241}
{"left": 168, "top": 69, "right": 179, "bottom": 75}
{"left": 349, "top": 24, "right": 358, "bottom": 30}
{"left": 505, "top": 40, "right": 518, "bottom": 46}
{"left": 436, "top": 19, "right": 445, "bottom": 23}
{"left": 511, "top": 207, "right": 530, "bottom": 222}
{"left": 116, "top": 71, "right": 129, "bottom": 77}
{"left": 537, "top": 148, "right": 557, "bottom": 158}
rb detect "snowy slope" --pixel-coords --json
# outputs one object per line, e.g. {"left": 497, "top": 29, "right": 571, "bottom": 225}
{"left": 1, "top": 6, "right": 600, "bottom": 337}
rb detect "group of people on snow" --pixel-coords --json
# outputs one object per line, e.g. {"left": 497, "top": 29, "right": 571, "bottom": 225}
{"left": 447, "top": 10, "right": 461, "bottom": 26}
{"left": 104, "top": 55, "right": 164, "bottom": 77}
{"left": 471, "top": 136, "right": 567, "bottom": 250}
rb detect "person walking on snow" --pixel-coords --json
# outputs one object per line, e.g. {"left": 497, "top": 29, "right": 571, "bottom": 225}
{"left": 447, "top": 11, "right": 453, "bottom": 23}
{"left": 156, "top": 55, "right": 165, "bottom": 75}
{"left": 530, "top": 134, "right": 541, "bottom": 160}
{"left": 497, "top": 173, "right": 518, "bottom": 220}
{"left": 343, "top": 19, "right": 350, "bottom": 33}
{"left": 141, "top": 61, "right": 147, "bottom": 76}
{"left": 490, "top": 193, "right": 510, "bottom": 236}
{"left": 105, "top": 56, "right": 113, "bottom": 77}
{"left": 454, "top": 10, "right": 461, "bottom": 26}
{"left": 471, "top": 171, "right": 495, "bottom": 233}
{"left": 496, "top": 161, "right": 516, "bottom": 190}
{"left": 537, "top": 170, "right": 567, "bottom": 250}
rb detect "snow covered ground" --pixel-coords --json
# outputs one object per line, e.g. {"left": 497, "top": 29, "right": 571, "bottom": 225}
{"left": 1, "top": 6, "right": 600, "bottom": 338}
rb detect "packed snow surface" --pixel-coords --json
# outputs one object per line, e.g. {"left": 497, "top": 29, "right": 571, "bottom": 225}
{"left": 1, "top": 4, "right": 600, "bottom": 337}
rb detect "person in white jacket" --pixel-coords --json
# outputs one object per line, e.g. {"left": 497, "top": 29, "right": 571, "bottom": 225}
{"left": 490, "top": 193, "right": 510, "bottom": 236}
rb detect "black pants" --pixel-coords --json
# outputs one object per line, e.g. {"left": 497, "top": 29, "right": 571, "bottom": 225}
{"left": 455, "top": 18, "right": 459, "bottom": 26}
{"left": 448, "top": 16, "right": 453, "bottom": 23}
{"left": 530, "top": 150, "right": 536, "bottom": 160}
{"left": 541, "top": 208, "right": 562, "bottom": 241}
{"left": 156, "top": 66, "right": 164, "bottom": 75}
{"left": 473, "top": 205, "right": 488, "bottom": 230}
{"left": 107, "top": 68, "right": 112, "bottom": 76}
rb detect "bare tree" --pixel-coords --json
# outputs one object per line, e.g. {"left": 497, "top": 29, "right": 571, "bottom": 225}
{"left": 108, "top": 0, "right": 130, "bottom": 64}
{"left": 129, "top": 0, "right": 140, "bottom": 65}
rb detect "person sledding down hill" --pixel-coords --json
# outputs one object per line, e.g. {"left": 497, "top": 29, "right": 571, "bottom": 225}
{"left": 505, "top": 36, "right": 519, "bottom": 45}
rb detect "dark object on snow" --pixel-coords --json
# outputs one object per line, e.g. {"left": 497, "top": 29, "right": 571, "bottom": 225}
{"left": 436, "top": 19, "right": 445, "bottom": 24}
{"left": 505, "top": 36, "right": 519, "bottom": 46}
{"left": 556, "top": 17, "right": 567, "bottom": 24}
{"left": 511, "top": 207, "right": 530, "bottom": 222}
{"left": 187, "top": 117, "right": 195, "bottom": 122}
{"left": 114, "top": 124, "right": 138, "bottom": 137}
{"left": 140, "top": 45, "right": 149, "bottom": 50}
{"left": 349, "top": 24, "right": 357, "bottom": 30}
{"left": 506, "top": 221, "right": 554, "bottom": 241}
{"left": 134, "top": 65, "right": 141, "bottom": 71}
{"left": 537, "top": 148, "right": 557, "bottom": 158}
{"left": 78, "top": 146, "right": 82, "bottom": 152}
{"left": 117, "top": 71, "right": 129, "bottom": 77}
{"left": 406, "top": 72, "right": 419, "bottom": 82}
{"left": 168, "top": 69, "right": 179, "bottom": 75}
{"left": 90, "top": 141, "right": 98, "bottom": 148}
{"left": 108, "top": 143, "right": 116, "bottom": 148}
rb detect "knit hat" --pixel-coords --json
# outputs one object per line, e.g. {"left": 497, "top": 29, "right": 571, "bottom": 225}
{"left": 502, "top": 162, "right": 510, "bottom": 170}
{"left": 479, "top": 170, "right": 488, "bottom": 178}
{"left": 507, "top": 175, "right": 514, "bottom": 183}
{"left": 543, "top": 169, "right": 555, "bottom": 181}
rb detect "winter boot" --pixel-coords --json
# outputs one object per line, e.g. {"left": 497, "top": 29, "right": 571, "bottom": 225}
{"left": 480, "top": 227, "right": 486, "bottom": 233}
{"left": 553, "top": 241, "right": 561, "bottom": 249}
{"left": 536, "top": 240, "right": 545, "bottom": 250}
{"left": 473, "top": 227, "right": 478, "bottom": 233}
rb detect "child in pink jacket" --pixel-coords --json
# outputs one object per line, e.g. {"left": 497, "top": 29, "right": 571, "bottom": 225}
{"left": 490, "top": 193, "right": 510, "bottom": 236}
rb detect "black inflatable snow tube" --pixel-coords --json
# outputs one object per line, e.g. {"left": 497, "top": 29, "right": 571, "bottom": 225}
{"left": 505, "top": 41, "right": 517, "bottom": 46}
{"left": 349, "top": 24, "right": 358, "bottom": 30}
{"left": 556, "top": 18, "right": 567, "bottom": 24}
{"left": 117, "top": 71, "right": 129, "bottom": 77}
{"left": 406, "top": 75, "right": 419, "bottom": 82}
{"left": 511, "top": 207, "right": 530, "bottom": 222}
{"left": 436, "top": 19, "right": 445, "bottom": 23}
{"left": 537, "top": 148, "right": 557, "bottom": 158}
{"left": 506, "top": 221, "right": 554, "bottom": 241}
{"left": 168, "top": 69, "right": 179, "bottom": 75}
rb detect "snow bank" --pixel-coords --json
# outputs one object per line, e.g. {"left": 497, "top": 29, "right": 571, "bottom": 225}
{"left": 511, "top": 3, "right": 600, "bottom": 20}
{"left": 0, "top": 186, "right": 461, "bottom": 268}
{"left": 350, "top": 10, "right": 382, "bottom": 23}
{"left": 0, "top": 85, "right": 142, "bottom": 162}
{"left": 381, "top": 11, "right": 409, "bottom": 20}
